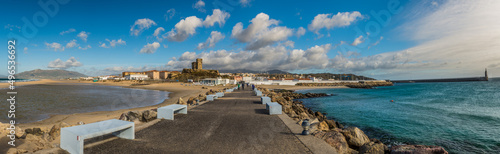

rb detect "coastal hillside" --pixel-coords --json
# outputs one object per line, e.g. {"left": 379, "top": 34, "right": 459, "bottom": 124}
{"left": 16, "top": 69, "right": 87, "bottom": 79}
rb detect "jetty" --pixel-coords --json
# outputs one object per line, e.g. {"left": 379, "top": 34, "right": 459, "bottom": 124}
{"left": 83, "top": 87, "right": 332, "bottom": 153}
{"left": 392, "top": 69, "right": 489, "bottom": 83}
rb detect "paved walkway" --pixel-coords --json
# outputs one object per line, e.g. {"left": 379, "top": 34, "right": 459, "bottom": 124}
{"left": 85, "top": 87, "right": 311, "bottom": 154}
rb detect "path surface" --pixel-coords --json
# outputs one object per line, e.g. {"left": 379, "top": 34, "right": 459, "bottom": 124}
{"left": 85, "top": 87, "right": 311, "bottom": 154}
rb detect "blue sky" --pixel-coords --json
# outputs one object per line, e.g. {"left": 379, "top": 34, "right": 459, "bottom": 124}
{"left": 1, "top": 0, "right": 499, "bottom": 80}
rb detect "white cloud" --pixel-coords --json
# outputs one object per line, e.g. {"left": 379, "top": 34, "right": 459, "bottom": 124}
{"left": 77, "top": 31, "right": 89, "bottom": 42}
{"left": 329, "top": 0, "right": 500, "bottom": 79}
{"left": 166, "top": 16, "right": 203, "bottom": 42}
{"left": 99, "top": 39, "right": 126, "bottom": 48}
{"left": 296, "top": 27, "right": 306, "bottom": 38}
{"left": 60, "top": 28, "right": 76, "bottom": 35}
{"left": 130, "top": 18, "right": 157, "bottom": 36}
{"left": 167, "top": 43, "right": 331, "bottom": 71}
{"left": 193, "top": 0, "right": 205, "bottom": 13}
{"left": 231, "top": 13, "right": 293, "bottom": 50}
{"left": 240, "top": 0, "right": 252, "bottom": 7}
{"left": 79, "top": 45, "right": 91, "bottom": 50}
{"left": 165, "top": 9, "right": 176, "bottom": 21}
{"left": 153, "top": 27, "right": 165, "bottom": 41}
{"left": 203, "top": 9, "right": 230, "bottom": 27}
{"left": 308, "top": 11, "right": 363, "bottom": 34}
{"left": 48, "top": 57, "right": 82, "bottom": 69}
{"left": 45, "top": 42, "right": 64, "bottom": 51}
{"left": 197, "top": 31, "right": 225, "bottom": 50}
{"left": 351, "top": 35, "right": 364, "bottom": 46}
{"left": 66, "top": 39, "right": 78, "bottom": 48}
{"left": 368, "top": 36, "right": 383, "bottom": 49}
{"left": 140, "top": 42, "right": 161, "bottom": 54}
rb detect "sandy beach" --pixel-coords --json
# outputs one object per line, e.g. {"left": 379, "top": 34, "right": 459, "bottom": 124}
{"left": 7, "top": 80, "right": 231, "bottom": 129}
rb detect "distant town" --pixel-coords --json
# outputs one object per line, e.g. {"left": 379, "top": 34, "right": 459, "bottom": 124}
{"left": 74, "top": 58, "right": 378, "bottom": 86}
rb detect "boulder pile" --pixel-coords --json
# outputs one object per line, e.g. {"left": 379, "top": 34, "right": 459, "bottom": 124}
{"left": 257, "top": 87, "right": 448, "bottom": 154}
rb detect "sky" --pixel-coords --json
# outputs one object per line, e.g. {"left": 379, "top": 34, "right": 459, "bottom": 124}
{"left": 1, "top": 0, "right": 499, "bottom": 80}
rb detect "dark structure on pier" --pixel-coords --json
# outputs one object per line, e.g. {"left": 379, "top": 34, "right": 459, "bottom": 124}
{"left": 392, "top": 69, "right": 489, "bottom": 83}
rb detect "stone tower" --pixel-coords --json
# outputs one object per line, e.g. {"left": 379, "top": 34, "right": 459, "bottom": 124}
{"left": 196, "top": 58, "right": 202, "bottom": 70}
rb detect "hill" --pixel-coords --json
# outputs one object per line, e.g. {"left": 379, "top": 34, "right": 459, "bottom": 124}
{"left": 16, "top": 69, "right": 87, "bottom": 79}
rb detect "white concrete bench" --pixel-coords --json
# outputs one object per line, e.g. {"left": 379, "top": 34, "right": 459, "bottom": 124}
{"left": 266, "top": 102, "right": 282, "bottom": 115}
{"left": 207, "top": 95, "right": 217, "bottom": 101}
{"left": 216, "top": 92, "right": 224, "bottom": 97}
{"left": 157, "top": 104, "right": 188, "bottom": 120}
{"left": 61, "top": 119, "right": 134, "bottom": 154}
{"left": 261, "top": 97, "right": 271, "bottom": 104}
{"left": 255, "top": 90, "right": 262, "bottom": 96}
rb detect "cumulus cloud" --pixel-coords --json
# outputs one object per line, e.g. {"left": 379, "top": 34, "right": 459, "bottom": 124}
{"left": 165, "top": 9, "right": 176, "bottom": 21}
{"left": 193, "top": 0, "right": 205, "bottom": 12}
{"left": 99, "top": 39, "right": 126, "bottom": 48}
{"left": 77, "top": 31, "right": 89, "bottom": 42}
{"left": 153, "top": 27, "right": 165, "bottom": 41}
{"left": 167, "top": 43, "right": 331, "bottom": 71}
{"left": 45, "top": 42, "right": 64, "bottom": 51}
{"left": 368, "top": 36, "right": 383, "bottom": 49}
{"left": 351, "top": 35, "right": 364, "bottom": 46}
{"left": 203, "top": 9, "right": 230, "bottom": 27}
{"left": 48, "top": 57, "right": 82, "bottom": 69}
{"left": 140, "top": 42, "right": 160, "bottom": 54}
{"left": 130, "top": 18, "right": 157, "bottom": 36}
{"left": 65, "top": 39, "right": 78, "bottom": 49}
{"left": 79, "top": 45, "right": 91, "bottom": 50}
{"left": 165, "top": 9, "right": 229, "bottom": 42}
{"left": 308, "top": 11, "right": 363, "bottom": 34}
{"left": 60, "top": 28, "right": 76, "bottom": 35}
{"left": 231, "top": 13, "right": 293, "bottom": 50}
{"left": 240, "top": 0, "right": 252, "bottom": 7}
{"left": 296, "top": 27, "right": 306, "bottom": 38}
{"left": 166, "top": 16, "right": 203, "bottom": 42}
{"left": 197, "top": 31, "right": 225, "bottom": 50}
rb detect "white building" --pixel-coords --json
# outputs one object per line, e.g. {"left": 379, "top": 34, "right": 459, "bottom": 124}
{"left": 200, "top": 78, "right": 231, "bottom": 85}
{"left": 125, "top": 74, "right": 149, "bottom": 80}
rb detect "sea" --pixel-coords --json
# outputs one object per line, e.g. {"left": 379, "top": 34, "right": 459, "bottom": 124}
{"left": 0, "top": 83, "right": 170, "bottom": 123}
{"left": 296, "top": 78, "right": 500, "bottom": 154}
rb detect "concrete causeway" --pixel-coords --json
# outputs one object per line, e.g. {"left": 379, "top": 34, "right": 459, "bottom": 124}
{"left": 85, "top": 88, "right": 312, "bottom": 153}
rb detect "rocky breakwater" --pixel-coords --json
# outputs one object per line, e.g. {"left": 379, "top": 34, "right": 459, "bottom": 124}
{"left": 257, "top": 87, "right": 448, "bottom": 154}
{"left": 297, "top": 81, "right": 393, "bottom": 89}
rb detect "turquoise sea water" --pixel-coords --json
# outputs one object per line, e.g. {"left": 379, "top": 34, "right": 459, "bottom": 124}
{"left": 297, "top": 78, "right": 500, "bottom": 154}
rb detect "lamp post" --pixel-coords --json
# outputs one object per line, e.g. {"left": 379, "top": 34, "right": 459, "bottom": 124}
{"left": 301, "top": 119, "right": 310, "bottom": 135}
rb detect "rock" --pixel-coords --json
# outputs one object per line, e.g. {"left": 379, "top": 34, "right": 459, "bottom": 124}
{"left": 318, "top": 121, "right": 329, "bottom": 131}
{"left": 360, "top": 139, "right": 388, "bottom": 154}
{"left": 325, "top": 119, "right": 337, "bottom": 129}
{"left": 142, "top": 110, "right": 157, "bottom": 122}
{"left": 25, "top": 128, "right": 43, "bottom": 136}
{"left": 336, "top": 121, "right": 344, "bottom": 129}
{"left": 342, "top": 127, "right": 370, "bottom": 149}
{"left": 14, "top": 126, "right": 23, "bottom": 139}
{"left": 48, "top": 124, "right": 61, "bottom": 140}
{"left": 78, "top": 121, "right": 85, "bottom": 125}
{"left": 313, "top": 130, "right": 350, "bottom": 154}
{"left": 119, "top": 113, "right": 128, "bottom": 121}
{"left": 177, "top": 97, "right": 186, "bottom": 105}
{"left": 126, "top": 111, "right": 143, "bottom": 122}
{"left": 289, "top": 110, "right": 298, "bottom": 118}
{"left": 390, "top": 145, "right": 448, "bottom": 154}
{"left": 299, "top": 112, "right": 310, "bottom": 120}
{"left": 315, "top": 111, "right": 326, "bottom": 121}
